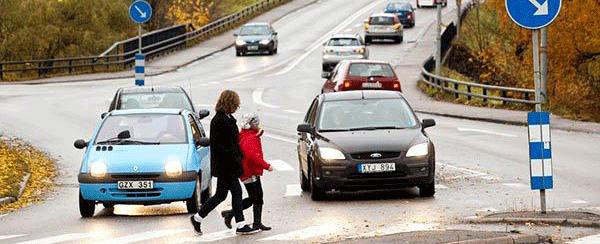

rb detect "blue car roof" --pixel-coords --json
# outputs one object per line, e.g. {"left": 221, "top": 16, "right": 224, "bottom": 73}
{"left": 109, "top": 108, "right": 187, "bottom": 116}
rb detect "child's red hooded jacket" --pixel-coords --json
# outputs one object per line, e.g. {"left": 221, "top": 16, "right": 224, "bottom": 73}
{"left": 239, "top": 129, "right": 271, "bottom": 181}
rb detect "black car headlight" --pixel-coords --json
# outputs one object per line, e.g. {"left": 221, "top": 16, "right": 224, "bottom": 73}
{"left": 259, "top": 39, "right": 271, "bottom": 45}
{"left": 235, "top": 39, "right": 246, "bottom": 46}
{"left": 318, "top": 147, "right": 346, "bottom": 160}
{"left": 405, "top": 143, "right": 429, "bottom": 157}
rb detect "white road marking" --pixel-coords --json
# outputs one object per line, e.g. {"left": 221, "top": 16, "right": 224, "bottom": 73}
{"left": 476, "top": 207, "right": 498, "bottom": 213}
{"left": 268, "top": 160, "right": 294, "bottom": 171}
{"left": 435, "top": 184, "right": 448, "bottom": 189}
{"left": 349, "top": 223, "right": 439, "bottom": 239}
{"left": 98, "top": 229, "right": 188, "bottom": 244}
{"left": 0, "top": 213, "right": 7, "bottom": 218}
{"left": 226, "top": 56, "right": 295, "bottom": 82}
{"left": 252, "top": 88, "right": 280, "bottom": 108}
{"left": 15, "top": 233, "right": 103, "bottom": 244}
{"left": 208, "top": 81, "right": 219, "bottom": 85}
{"left": 344, "top": 28, "right": 352, "bottom": 32}
{"left": 353, "top": 23, "right": 362, "bottom": 28}
{"left": 283, "top": 109, "right": 302, "bottom": 114}
{"left": 572, "top": 200, "right": 588, "bottom": 204}
{"left": 196, "top": 229, "right": 236, "bottom": 242}
{"left": 258, "top": 224, "right": 341, "bottom": 241}
{"left": 269, "top": 0, "right": 384, "bottom": 77}
{"left": 568, "top": 233, "right": 600, "bottom": 244}
{"left": 441, "top": 163, "right": 499, "bottom": 180}
{"left": 0, "top": 234, "right": 27, "bottom": 241}
{"left": 457, "top": 127, "right": 518, "bottom": 138}
{"left": 264, "top": 134, "right": 297, "bottom": 144}
{"left": 502, "top": 183, "right": 529, "bottom": 188}
{"left": 285, "top": 184, "right": 302, "bottom": 196}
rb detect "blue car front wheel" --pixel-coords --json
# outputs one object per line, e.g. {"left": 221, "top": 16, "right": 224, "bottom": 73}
{"left": 79, "top": 191, "right": 95, "bottom": 218}
{"left": 186, "top": 176, "right": 202, "bottom": 213}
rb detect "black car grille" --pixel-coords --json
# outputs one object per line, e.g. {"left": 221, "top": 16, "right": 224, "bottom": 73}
{"left": 351, "top": 152, "right": 401, "bottom": 160}
{"left": 246, "top": 40, "right": 260, "bottom": 44}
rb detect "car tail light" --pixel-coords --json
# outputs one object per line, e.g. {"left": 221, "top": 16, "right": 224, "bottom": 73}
{"left": 407, "top": 13, "right": 413, "bottom": 19}
{"left": 343, "top": 81, "right": 352, "bottom": 89}
{"left": 325, "top": 49, "right": 334, "bottom": 53}
{"left": 393, "top": 81, "right": 402, "bottom": 91}
{"left": 353, "top": 48, "right": 365, "bottom": 54}
{"left": 393, "top": 24, "right": 401, "bottom": 30}
{"left": 364, "top": 23, "right": 370, "bottom": 30}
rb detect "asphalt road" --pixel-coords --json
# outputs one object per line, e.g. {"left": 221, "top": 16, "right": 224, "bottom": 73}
{"left": 1, "top": 0, "right": 599, "bottom": 243}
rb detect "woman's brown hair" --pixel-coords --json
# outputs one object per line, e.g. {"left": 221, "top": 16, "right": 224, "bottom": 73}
{"left": 215, "top": 90, "right": 240, "bottom": 114}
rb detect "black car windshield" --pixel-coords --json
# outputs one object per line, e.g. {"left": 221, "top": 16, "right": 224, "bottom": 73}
{"left": 239, "top": 25, "right": 271, "bottom": 36}
{"left": 118, "top": 92, "right": 193, "bottom": 111}
{"left": 318, "top": 98, "right": 417, "bottom": 131}
{"left": 385, "top": 3, "right": 412, "bottom": 12}
{"left": 95, "top": 114, "right": 187, "bottom": 144}
{"left": 369, "top": 16, "right": 395, "bottom": 25}
{"left": 327, "top": 38, "right": 361, "bottom": 46}
{"left": 348, "top": 63, "right": 395, "bottom": 77}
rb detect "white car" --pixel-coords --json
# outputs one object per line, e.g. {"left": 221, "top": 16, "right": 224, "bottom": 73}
{"left": 416, "top": 0, "right": 447, "bottom": 8}
{"left": 322, "top": 34, "right": 369, "bottom": 71}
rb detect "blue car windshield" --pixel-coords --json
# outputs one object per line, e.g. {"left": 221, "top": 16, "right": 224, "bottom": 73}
{"left": 318, "top": 98, "right": 417, "bottom": 131}
{"left": 385, "top": 3, "right": 412, "bottom": 12}
{"left": 95, "top": 114, "right": 187, "bottom": 145}
{"left": 118, "top": 92, "right": 193, "bottom": 111}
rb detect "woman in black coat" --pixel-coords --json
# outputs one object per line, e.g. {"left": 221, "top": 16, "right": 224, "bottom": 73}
{"left": 190, "top": 90, "right": 258, "bottom": 235}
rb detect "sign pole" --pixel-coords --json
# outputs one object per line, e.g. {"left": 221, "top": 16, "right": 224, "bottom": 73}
{"left": 435, "top": 1, "right": 442, "bottom": 75}
{"left": 540, "top": 27, "right": 548, "bottom": 104}
{"left": 532, "top": 29, "right": 547, "bottom": 213}
{"left": 456, "top": 0, "right": 461, "bottom": 40}
{"left": 138, "top": 24, "right": 143, "bottom": 54}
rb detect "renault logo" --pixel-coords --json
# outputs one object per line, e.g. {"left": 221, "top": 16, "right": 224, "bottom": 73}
{"left": 133, "top": 165, "right": 139, "bottom": 172}
{"left": 370, "top": 153, "right": 382, "bottom": 158}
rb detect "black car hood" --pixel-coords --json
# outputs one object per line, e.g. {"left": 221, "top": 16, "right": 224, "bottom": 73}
{"left": 317, "top": 129, "right": 426, "bottom": 154}
{"left": 239, "top": 35, "right": 271, "bottom": 42}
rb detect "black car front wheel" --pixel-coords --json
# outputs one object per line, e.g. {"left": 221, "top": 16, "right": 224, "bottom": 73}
{"left": 79, "top": 191, "right": 95, "bottom": 218}
{"left": 418, "top": 180, "right": 435, "bottom": 197}
{"left": 309, "top": 166, "right": 326, "bottom": 201}
{"left": 186, "top": 177, "right": 203, "bottom": 213}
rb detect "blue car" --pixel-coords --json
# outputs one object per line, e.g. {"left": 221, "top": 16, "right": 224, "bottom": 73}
{"left": 74, "top": 108, "right": 212, "bottom": 217}
{"left": 385, "top": 1, "right": 416, "bottom": 28}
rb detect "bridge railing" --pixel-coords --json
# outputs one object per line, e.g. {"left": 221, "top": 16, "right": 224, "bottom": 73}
{"left": 0, "top": 0, "right": 287, "bottom": 81}
{"left": 419, "top": 2, "right": 537, "bottom": 106}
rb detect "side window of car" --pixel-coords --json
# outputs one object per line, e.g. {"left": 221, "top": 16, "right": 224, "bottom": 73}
{"left": 188, "top": 115, "right": 202, "bottom": 145}
{"left": 305, "top": 99, "right": 318, "bottom": 124}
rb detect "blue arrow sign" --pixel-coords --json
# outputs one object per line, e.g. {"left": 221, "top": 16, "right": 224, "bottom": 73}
{"left": 129, "top": 0, "right": 153, "bottom": 24}
{"left": 506, "top": 0, "right": 561, "bottom": 29}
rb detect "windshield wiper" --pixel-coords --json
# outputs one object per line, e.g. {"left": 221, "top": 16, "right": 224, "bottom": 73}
{"left": 117, "top": 140, "right": 161, "bottom": 145}
{"left": 96, "top": 138, "right": 123, "bottom": 145}
{"left": 348, "top": 126, "right": 405, "bottom": 131}
{"left": 318, "top": 129, "right": 351, "bottom": 132}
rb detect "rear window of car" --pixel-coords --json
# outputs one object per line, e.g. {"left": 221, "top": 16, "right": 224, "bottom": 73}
{"left": 347, "top": 63, "right": 396, "bottom": 77}
{"left": 95, "top": 114, "right": 187, "bottom": 145}
{"left": 385, "top": 3, "right": 412, "bottom": 11}
{"left": 327, "top": 38, "right": 361, "bottom": 46}
{"left": 318, "top": 98, "right": 417, "bottom": 131}
{"left": 118, "top": 92, "right": 193, "bottom": 111}
{"left": 369, "top": 16, "right": 395, "bottom": 25}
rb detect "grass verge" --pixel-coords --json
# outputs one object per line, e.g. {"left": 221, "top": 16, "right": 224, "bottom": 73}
{"left": 0, "top": 136, "right": 56, "bottom": 213}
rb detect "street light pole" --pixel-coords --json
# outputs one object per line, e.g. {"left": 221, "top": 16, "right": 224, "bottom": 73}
{"left": 435, "top": 1, "right": 442, "bottom": 75}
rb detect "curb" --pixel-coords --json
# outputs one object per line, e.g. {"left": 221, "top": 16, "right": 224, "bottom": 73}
{"left": 0, "top": 173, "right": 31, "bottom": 206}
{"left": 446, "top": 234, "right": 540, "bottom": 244}
{"left": 468, "top": 217, "right": 600, "bottom": 228}
{"left": 3, "top": 0, "right": 319, "bottom": 86}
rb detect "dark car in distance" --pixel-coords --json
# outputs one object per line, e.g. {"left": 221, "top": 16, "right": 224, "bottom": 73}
{"left": 321, "top": 60, "right": 402, "bottom": 93}
{"left": 234, "top": 22, "right": 279, "bottom": 56}
{"left": 297, "top": 90, "right": 437, "bottom": 200}
{"left": 384, "top": 1, "right": 416, "bottom": 28}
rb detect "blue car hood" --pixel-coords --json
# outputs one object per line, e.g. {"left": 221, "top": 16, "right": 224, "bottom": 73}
{"left": 85, "top": 144, "right": 190, "bottom": 173}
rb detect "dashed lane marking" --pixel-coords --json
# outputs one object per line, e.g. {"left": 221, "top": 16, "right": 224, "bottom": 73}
{"left": 502, "top": 183, "right": 529, "bottom": 188}
{"left": 457, "top": 127, "right": 518, "bottom": 138}
{"left": 263, "top": 134, "right": 297, "bottom": 144}
{"left": 258, "top": 224, "right": 341, "bottom": 241}
{"left": 283, "top": 109, "right": 302, "bottom": 114}
{"left": 15, "top": 233, "right": 103, "bottom": 244}
{"left": 98, "top": 229, "right": 188, "bottom": 244}
{"left": 0, "top": 234, "right": 27, "bottom": 241}
{"left": 252, "top": 88, "right": 281, "bottom": 109}
{"left": 572, "top": 200, "right": 588, "bottom": 204}
{"left": 285, "top": 184, "right": 302, "bottom": 196}
{"left": 568, "top": 233, "right": 600, "bottom": 244}
{"left": 268, "top": 160, "right": 294, "bottom": 171}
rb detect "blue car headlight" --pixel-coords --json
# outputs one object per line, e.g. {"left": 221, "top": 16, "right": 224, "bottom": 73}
{"left": 165, "top": 160, "right": 183, "bottom": 177}
{"left": 90, "top": 161, "right": 107, "bottom": 178}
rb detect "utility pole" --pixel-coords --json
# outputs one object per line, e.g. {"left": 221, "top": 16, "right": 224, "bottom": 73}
{"left": 540, "top": 27, "right": 548, "bottom": 104}
{"left": 435, "top": 1, "right": 442, "bottom": 75}
{"left": 456, "top": 0, "right": 462, "bottom": 40}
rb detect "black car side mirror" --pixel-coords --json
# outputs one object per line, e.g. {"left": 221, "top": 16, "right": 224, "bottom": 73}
{"left": 101, "top": 112, "right": 108, "bottom": 119}
{"left": 233, "top": 32, "right": 239, "bottom": 37}
{"left": 74, "top": 139, "right": 88, "bottom": 149}
{"left": 198, "top": 137, "right": 210, "bottom": 147}
{"left": 321, "top": 72, "right": 332, "bottom": 79}
{"left": 273, "top": 32, "right": 278, "bottom": 35}
{"left": 422, "top": 119, "right": 436, "bottom": 129}
{"left": 198, "top": 109, "right": 210, "bottom": 120}
{"left": 297, "top": 124, "right": 314, "bottom": 134}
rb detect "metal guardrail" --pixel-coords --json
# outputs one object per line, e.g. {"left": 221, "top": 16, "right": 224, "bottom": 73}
{"left": 0, "top": 0, "right": 287, "bottom": 81}
{"left": 419, "top": 3, "right": 537, "bottom": 106}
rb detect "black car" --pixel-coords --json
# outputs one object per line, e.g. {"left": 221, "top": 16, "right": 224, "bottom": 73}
{"left": 384, "top": 1, "right": 416, "bottom": 28}
{"left": 296, "top": 90, "right": 436, "bottom": 200}
{"left": 106, "top": 86, "right": 209, "bottom": 121}
{"left": 234, "top": 22, "right": 279, "bottom": 56}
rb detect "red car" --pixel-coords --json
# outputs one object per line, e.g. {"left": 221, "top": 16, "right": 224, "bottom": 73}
{"left": 321, "top": 60, "right": 402, "bottom": 93}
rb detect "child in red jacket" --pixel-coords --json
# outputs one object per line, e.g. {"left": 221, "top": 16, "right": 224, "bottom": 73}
{"left": 221, "top": 113, "right": 273, "bottom": 231}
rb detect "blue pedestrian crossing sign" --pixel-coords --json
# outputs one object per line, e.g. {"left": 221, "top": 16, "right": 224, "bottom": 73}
{"left": 506, "top": 0, "right": 561, "bottom": 29}
{"left": 527, "top": 112, "right": 553, "bottom": 190}
{"left": 129, "top": 0, "right": 153, "bottom": 24}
